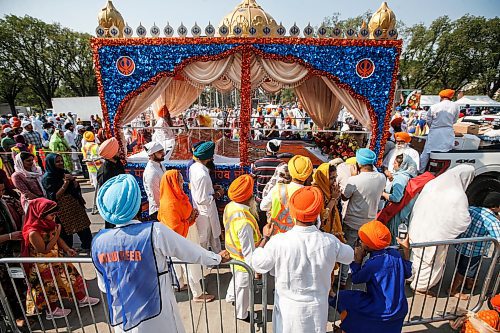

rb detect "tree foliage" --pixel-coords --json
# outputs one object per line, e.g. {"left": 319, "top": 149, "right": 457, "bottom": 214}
{"left": 323, "top": 13, "right": 499, "bottom": 98}
{"left": 0, "top": 15, "right": 96, "bottom": 109}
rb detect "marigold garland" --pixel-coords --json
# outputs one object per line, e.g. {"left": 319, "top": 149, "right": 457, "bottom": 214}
{"left": 91, "top": 37, "right": 402, "bottom": 164}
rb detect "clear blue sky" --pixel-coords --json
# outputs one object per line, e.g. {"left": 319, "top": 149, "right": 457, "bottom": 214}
{"left": 0, "top": 0, "right": 498, "bottom": 34}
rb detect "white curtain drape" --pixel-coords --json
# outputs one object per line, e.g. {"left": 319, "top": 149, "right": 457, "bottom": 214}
{"left": 183, "top": 57, "right": 233, "bottom": 88}
{"left": 152, "top": 79, "right": 203, "bottom": 118}
{"left": 294, "top": 76, "right": 342, "bottom": 129}
{"left": 225, "top": 53, "right": 268, "bottom": 90}
{"left": 260, "top": 78, "right": 282, "bottom": 93}
{"left": 321, "top": 77, "right": 372, "bottom": 129}
{"left": 259, "top": 58, "right": 309, "bottom": 87}
{"left": 121, "top": 76, "right": 173, "bottom": 125}
{"left": 212, "top": 75, "right": 234, "bottom": 92}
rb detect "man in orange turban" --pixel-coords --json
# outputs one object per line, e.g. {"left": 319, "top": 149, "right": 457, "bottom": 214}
{"left": 419, "top": 87, "right": 459, "bottom": 172}
{"left": 439, "top": 89, "right": 455, "bottom": 100}
{"left": 96, "top": 137, "right": 125, "bottom": 228}
{"left": 252, "top": 186, "right": 354, "bottom": 333}
{"left": 224, "top": 174, "right": 261, "bottom": 321}
{"left": 331, "top": 220, "right": 412, "bottom": 333}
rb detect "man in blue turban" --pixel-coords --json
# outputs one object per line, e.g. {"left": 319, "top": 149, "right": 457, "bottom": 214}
{"left": 92, "top": 174, "right": 229, "bottom": 332}
{"left": 338, "top": 148, "right": 386, "bottom": 289}
{"left": 188, "top": 141, "right": 223, "bottom": 253}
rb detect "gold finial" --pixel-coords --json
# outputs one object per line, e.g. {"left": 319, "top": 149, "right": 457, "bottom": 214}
{"left": 361, "top": 20, "right": 367, "bottom": 30}
{"left": 368, "top": 2, "right": 396, "bottom": 39}
{"left": 98, "top": 0, "right": 125, "bottom": 38}
{"left": 218, "top": 0, "right": 279, "bottom": 37}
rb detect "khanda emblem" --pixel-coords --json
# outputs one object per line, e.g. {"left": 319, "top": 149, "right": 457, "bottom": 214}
{"left": 116, "top": 56, "right": 135, "bottom": 76}
{"left": 356, "top": 58, "right": 375, "bottom": 79}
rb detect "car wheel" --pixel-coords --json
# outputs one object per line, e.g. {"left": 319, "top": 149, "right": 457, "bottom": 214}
{"left": 466, "top": 176, "right": 500, "bottom": 206}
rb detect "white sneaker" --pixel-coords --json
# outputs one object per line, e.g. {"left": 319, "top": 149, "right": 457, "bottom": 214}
{"left": 46, "top": 307, "right": 71, "bottom": 320}
{"left": 78, "top": 296, "right": 100, "bottom": 308}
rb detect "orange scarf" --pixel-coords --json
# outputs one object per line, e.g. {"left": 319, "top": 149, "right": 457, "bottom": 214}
{"left": 158, "top": 170, "right": 193, "bottom": 237}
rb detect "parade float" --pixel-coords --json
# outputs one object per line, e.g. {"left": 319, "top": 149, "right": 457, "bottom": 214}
{"left": 92, "top": 0, "right": 402, "bottom": 217}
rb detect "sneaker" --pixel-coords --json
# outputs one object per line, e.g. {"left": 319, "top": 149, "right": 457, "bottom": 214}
{"left": 78, "top": 296, "right": 100, "bottom": 308}
{"left": 46, "top": 307, "right": 71, "bottom": 320}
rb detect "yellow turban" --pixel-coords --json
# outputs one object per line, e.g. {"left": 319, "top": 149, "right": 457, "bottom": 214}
{"left": 345, "top": 157, "right": 357, "bottom": 165}
{"left": 288, "top": 155, "right": 313, "bottom": 182}
{"left": 83, "top": 131, "right": 95, "bottom": 142}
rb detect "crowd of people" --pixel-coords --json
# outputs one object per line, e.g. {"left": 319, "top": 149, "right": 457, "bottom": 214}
{"left": 0, "top": 89, "right": 499, "bottom": 333}
{"left": 0, "top": 110, "right": 125, "bottom": 325}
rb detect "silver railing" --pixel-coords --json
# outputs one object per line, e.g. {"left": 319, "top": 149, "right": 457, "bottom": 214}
{"left": 1, "top": 237, "right": 497, "bottom": 332}
{"left": 0, "top": 258, "right": 266, "bottom": 333}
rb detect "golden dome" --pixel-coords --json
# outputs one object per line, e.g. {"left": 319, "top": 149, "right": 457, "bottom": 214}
{"left": 97, "top": 0, "right": 125, "bottom": 37}
{"left": 218, "top": 0, "right": 279, "bottom": 37}
{"left": 368, "top": 2, "right": 396, "bottom": 39}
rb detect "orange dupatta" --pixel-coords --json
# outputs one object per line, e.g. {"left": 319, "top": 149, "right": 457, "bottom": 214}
{"left": 158, "top": 170, "right": 193, "bottom": 238}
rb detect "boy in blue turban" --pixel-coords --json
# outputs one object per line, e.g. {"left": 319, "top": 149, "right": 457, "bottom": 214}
{"left": 92, "top": 174, "right": 229, "bottom": 332}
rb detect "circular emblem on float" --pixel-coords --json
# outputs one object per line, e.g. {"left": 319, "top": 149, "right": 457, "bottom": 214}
{"left": 356, "top": 58, "right": 375, "bottom": 79}
{"left": 116, "top": 56, "right": 135, "bottom": 76}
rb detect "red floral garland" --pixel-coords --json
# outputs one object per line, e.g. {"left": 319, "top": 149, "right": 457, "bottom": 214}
{"left": 91, "top": 37, "right": 402, "bottom": 163}
{"left": 239, "top": 47, "right": 252, "bottom": 166}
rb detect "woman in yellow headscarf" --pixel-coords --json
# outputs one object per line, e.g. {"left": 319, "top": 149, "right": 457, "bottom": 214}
{"left": 312, "top": 163, "right": 345, "bottom": 243}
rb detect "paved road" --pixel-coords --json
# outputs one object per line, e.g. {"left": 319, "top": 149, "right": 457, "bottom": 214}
{"left": 18, "top": 181, "right": 496, "bottom": 333}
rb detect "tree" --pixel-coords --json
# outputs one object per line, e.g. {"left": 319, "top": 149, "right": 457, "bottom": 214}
{"left": 56, "top": 30, "right": 97, "bottom": 97}
{"left": 399, "top": 15, "right": 500, "bottom": 97}
{"left": 0, "top": 67, "right": 24, "bottom": 115}
{"left": 0, "top": 15, "right": 64, "bottom": 108}
{"left": 399, "top": 16, "right": 454, "bottom": 92}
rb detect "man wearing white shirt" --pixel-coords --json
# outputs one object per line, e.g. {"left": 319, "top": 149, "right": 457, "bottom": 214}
{"left": 64, "top": 123, "right": 82, "bottom": 173}
{"left": 189, "top": 141, "right": 222, "bottom": 252}
{"left": 142, "top": 142, "right": 166, "bottom": 220}
{"left": 419, "top": 89, "right": 459, "bottom": 172}
{"left": 253, "top": 186, "right": 354, "bottom": 333}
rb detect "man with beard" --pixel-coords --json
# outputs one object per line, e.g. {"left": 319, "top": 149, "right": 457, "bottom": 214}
{"left": 143, "top": 142, "right": 166, "bottom": 221}
{"left": 224, "top": 175, "right": 261, "bottom": 322}
{"left": 189, "top": 141, "right": 222, "bottom": 252}
{"left": 382, "top": 132, "right": 419, "bottom": 179}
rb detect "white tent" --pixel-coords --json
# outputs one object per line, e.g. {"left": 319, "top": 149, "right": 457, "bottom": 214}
{"left": 420, "top": 95, "right": 440, "bottom": 107}
{"left": 52, "top": 96, "right": 103, "bottom": 120}
{"left": 456, "top": 96, "right": 500, "bottom": 107}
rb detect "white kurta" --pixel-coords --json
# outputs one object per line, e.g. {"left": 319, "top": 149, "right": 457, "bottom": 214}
{"left": 420, "top": 100, "right": 459, "bottom": 172}
{"left": 64, "top": 130, "right": 80, "bottom": 163}
{"left": 96, "top": 221, "right": 221, "bottom": 333}
{"left": 189, "top": 162, "right": 222, "bottom": 252}
{"left": 252, "top": 225, "right": 354, "bottom": 333}
{"left": 409, "top": 165, "right": 474, "bottom": 291}
{"left": 143, "top": 160, "right": 165, "bottom": 215}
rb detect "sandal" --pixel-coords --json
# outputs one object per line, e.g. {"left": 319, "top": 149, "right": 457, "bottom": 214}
{"left": 194, "top": 293, "right": 215, "bottom": 303}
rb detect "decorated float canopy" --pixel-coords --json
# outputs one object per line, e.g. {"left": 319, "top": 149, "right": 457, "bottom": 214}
{"left": 92, "top": 0, "right": 402, "bottom": 165}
